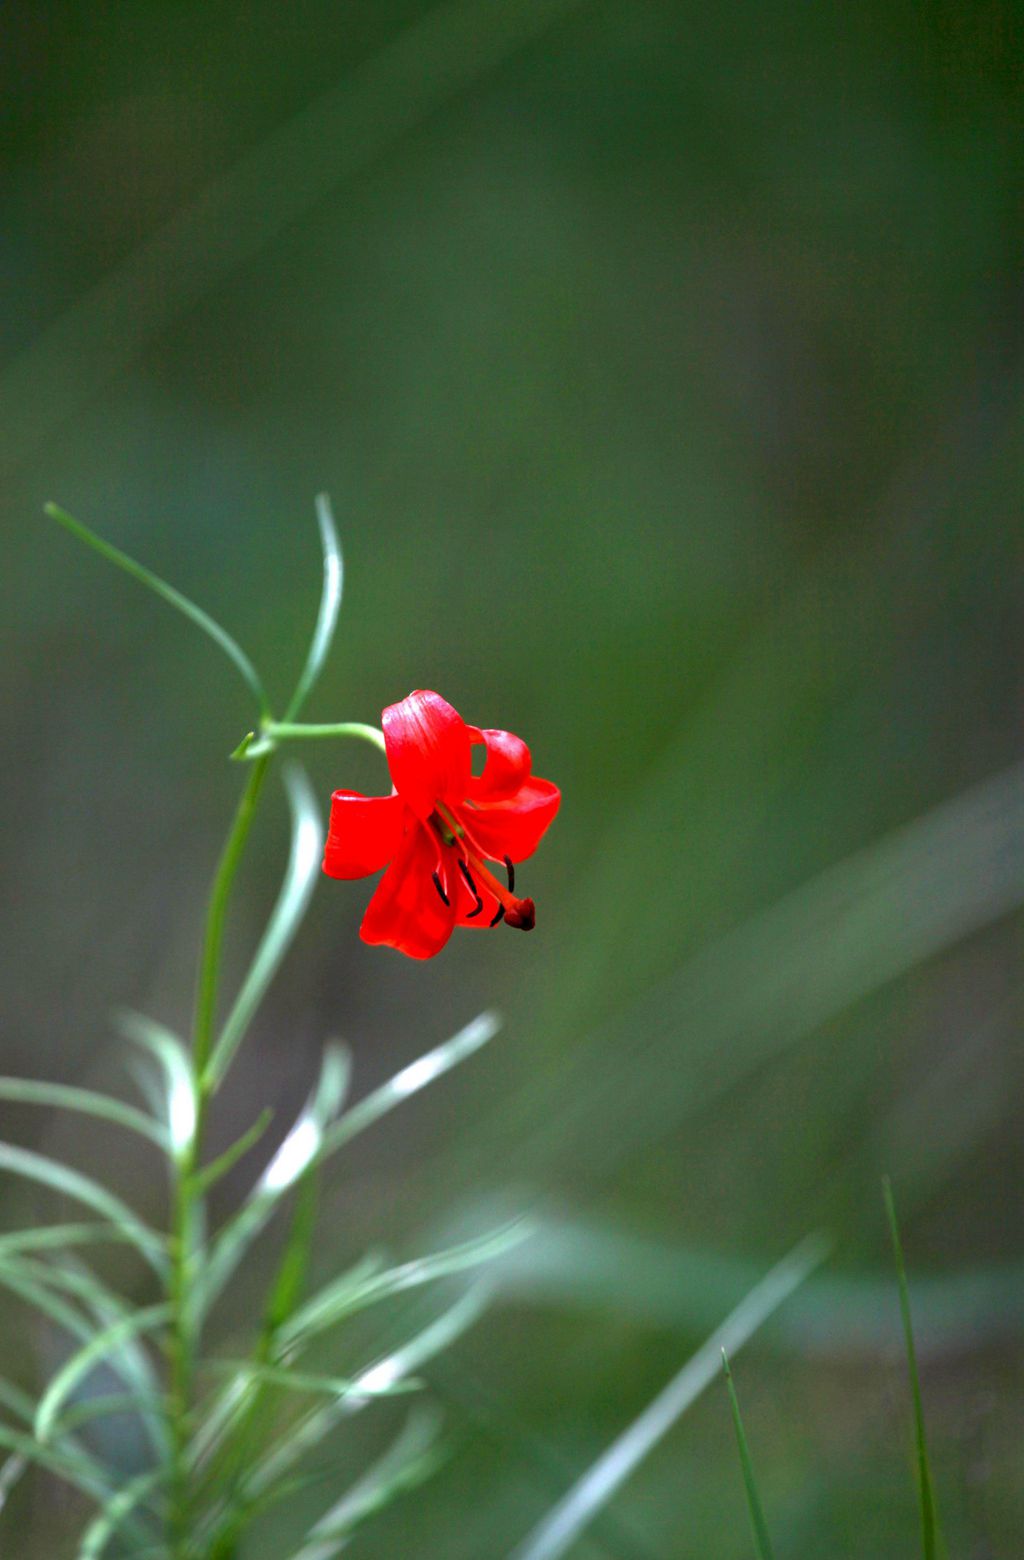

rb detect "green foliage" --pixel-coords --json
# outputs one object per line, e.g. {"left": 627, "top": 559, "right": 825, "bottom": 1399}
{"left": 883, "top": 1177, "right": 942, "bottom": 1560}
{"left": 722, "top": 1351, "right": 776, "bottom": 1560}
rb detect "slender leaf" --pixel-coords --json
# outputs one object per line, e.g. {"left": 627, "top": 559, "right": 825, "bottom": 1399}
{"left": 77, "top": 1465, "right": 166, "bottom": 1559}
{"left": 45, "top": 503, "right": 268, "bottom": 715}
{"left": 883, "top": 1177, "right": 940, "bottom": 1560}
{"left": 281, "top": 1221, "right": 529, "bottom": 1349}
{"left": 248, "top": 1285, "right": 489, "bottom": 1498}
{"left": 722, "top": 1350, "right": 775, "bottom": 1560}
{"left": 35, "top": 1302, "right": 171, "bottom": 1442}
{"left": 205, "top": 1361, "right": 417, "bottom": 1401}
{"left": 282, "top": 493, "right": 344, "bottom": 723}
{"left": 58, "top": 1391, "right": 168, "bottom": 1436}
{"left": 196, "top": 1046, "right": 349, "bottom": 1318}
{"left": 204, "top": 766, "right": 323, "bottom": 1088}
{"left": 287, "top": 1409, "right": 445, "bottom": 1560}
{"left": 0, "top": 1425, "right": 154, "bottom": 1547}
{"left": 0, "top": 1222, "right": 153, "bottom": 1261}
{"left": 117, "top": 1012, "right": 198, "bottom": 1162}
{"left": 0, "top": 1076, "right": 170, "bottom": 1152}
{"left": 508, "top": 1234, "right": 829, "bottom": 1560}
{"left": 0, "top": 1140, "right": 165, "bottom": 1271}
{"left": 0, "top": 1257, "right": 101, "bottom": 1346}
{"left": 0, "top": 1376, "right": 36, "bottom": 1424}
{"left": 0, "top": 1452, "right": 28, "bottom": 1518}
{"left": 318, "top": 1011, "right": 501, "bottom": 1165}
{"left": 194, "top": 1109, "right": 274, "bottom": 1194}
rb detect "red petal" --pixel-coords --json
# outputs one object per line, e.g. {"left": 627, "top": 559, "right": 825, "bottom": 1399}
{"left": 458, "top": 777, "right": 561, "bottom": 865}
{"left": 466, "top": 727, "right": 532, "bottom": 803}
{"left": 360, "top": 823, "right": 456, "bottom": 959}
{"left": 322, "top": 791, "right": 406, "bottom": 879}
{"left": 383, "top": 690, "right": 471, "bottom": 821}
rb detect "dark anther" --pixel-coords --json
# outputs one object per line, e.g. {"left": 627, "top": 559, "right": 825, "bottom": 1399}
{"left": 504, "top": 855, "right": 515, "bottom": 892}
{"left": 458, "top": 859, "right": 483, "bottom": 919}
{"left": 431, "top": 870, "right": 450, "bottom": 907}
{"left": 489, "top": 903, "right": 506, "bottom": 928}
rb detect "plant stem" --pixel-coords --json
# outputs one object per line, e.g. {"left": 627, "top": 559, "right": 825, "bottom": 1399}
{"left": 167, "top": 753, "right": 271, "bottom": 1555}
{"left": 261, "top": 719, "right": 386, "bottom": 752}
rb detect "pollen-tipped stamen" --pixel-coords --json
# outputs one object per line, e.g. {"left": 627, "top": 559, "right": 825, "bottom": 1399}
{"left": 431, "top": 870, "right": 450, "bottom": 907}
{"left": 458, "top": 859, "right": 484, "bottom": 919}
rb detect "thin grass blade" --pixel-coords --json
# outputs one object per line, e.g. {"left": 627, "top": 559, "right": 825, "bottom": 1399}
{"left": 0, "top": 1223, "right": 146, "bottom": 1260}
{"left": 45, "top": 503, "right": 268, "bottom": 714}
{"left": 35, "top": 1302, "right": 171, "bottom": 1443}
{"left": 721, "top": 1350, "right": 775, "bottom": 1560}
{"left": 194, "top": 1109, "right": 274, "bottom": 1194}
{"left": 0, "top": 1076, "right": 170, "bottom": 1152}
{"left": 508, "top": 1233, "right": 828, "bottom": 1560}
{"left": 204, "top": 766, "right": 323, "bottom": 1088}
{"left": 118, "top": 1012, "right": 198, "bottom": 1162}
{"left": 77, "top": 1465, "right": 166, "bottom": 1559}
{"left": 287, "top": 1408, "right": 444, "bottom": 1560}
{"left": 196, "top": 1045, "right": 349, "bottom": 1318}
{"left": 281, "top": 1220, "right": 529, "bottom": 1350}
{"left": 883, "top": 1176, "right": 940, "bottom": 1560}
{"left": 281, "top": 493, "right": 344, "bottom": 723}
{"left": 319, "top": 1011, "right": 501, "bottom": 1165}
{"left": 0, "top": 1140, "right": 165, "bottom": 1271}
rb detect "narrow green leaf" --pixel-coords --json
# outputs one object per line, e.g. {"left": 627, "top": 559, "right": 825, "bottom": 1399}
{"left": 287, "top": 1409, "right": 444, "bottom": 1560}
{"left": 0, "top": 1375, "right": 36, "bottom": 1424}
{"left": 722, "top": 1350, "right": 775, "bottom": 1560}
{"left": 281, "top": 1220, "right": 529, "bottom": 1349}
{"left": 196, "top": 1046, "right": 349, "bottom": 1318}
{"left": 35, "top": 1302, "right": 172, "bottom": 1442}
{"left": 194, "top": 1109, "right": 273, "bottom": 1194}
{"left": 0, "top": 1140, "right": 165, "bottom": 1272}
{"left": 319, "top": 1011, "right": 501, "bottom": 1165}
{"left": 0, "top": 1426, "right": 154, "bottom": 1547}
{"left": 0, "top": 1223, "right": 146, "bottom": 1260}
{"left": 204, "top": 766, "right": 323, "bottom": 1088}
{"left": 77, "top": 1465, "right": 166, "bottom": 1559}
{"left": 0, "top": 1257, "right": 101, "bottom": 1346}
{"left": 247, "top": 1285, "right": 489, "bottom": 1500}
{"left": 45, "top": 503, "right": 269, "bottom": 715}
{"left": 58, "top": 1390, "right": 168, "bottom": 1436}
{"left": 508, "top": 1234, "right": 829, "bottom": 1560}
{"left": 117, "top": 1012, "right": 198, "bottom": 1161}
{"left": 205, "top": 1360, "right": 416, "bottom": 1400}
{"left": 883, "top": 1176, "right": 940, "bottom": 1560}
{"left": 0, "top": 1451, "right": 28, "bottom": 1517}
{"left": 281, "top": 492, "right": 344, "bottom": 723}
{"left": 0, "top": 1076, "right": 171, "bottom": 1152}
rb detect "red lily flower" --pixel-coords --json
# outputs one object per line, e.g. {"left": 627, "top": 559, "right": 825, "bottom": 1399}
{"left": 322, "top": 690, "right": 560, "bottom": 959}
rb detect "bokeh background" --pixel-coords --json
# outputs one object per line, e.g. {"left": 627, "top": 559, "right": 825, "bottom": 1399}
{"left": 3, "top": 1, "right": 1023, "bottom": 1554}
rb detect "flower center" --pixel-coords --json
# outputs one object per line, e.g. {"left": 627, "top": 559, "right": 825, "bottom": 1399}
{"left": 429, "top": 806, "right": 535, "bottom": 931}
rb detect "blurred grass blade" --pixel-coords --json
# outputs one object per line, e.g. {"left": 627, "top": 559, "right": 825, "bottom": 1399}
{"left": 721, "top": 1350, "right": 775, "bottom": 1560}
{"left": 0, "top": 1257, "right": 102, "bottom": 1345}
{"left": 196, "top": 1045, "right": 350, "bottom": 1318}
{"left": 287, "top": 1409, "right": 445, "bottom": 1560}
{"left": 281, "top": 493, "right": 343, "bottom": 722}
{"left": 34, "top": 1301, "right": 171, "bottom": 1442}
{"left": 45, "top": 503, "right": 269, "bottom": 715}
{"left": 281, "top": 1220, "right": 529, "bottom": 1349}
{"left": 0, "top": 1452, "right": 28, "bottom": 1518}
{"left": 0, "top": 1222, "right": 148, "bottom": 1259}
{"left": 118, "top": 1012, "right": 198, "bottom": 1162}
{"left": 319, "top": 1011, "right": 500, "bottom": 1164}
{"left": 883, "top": 1177, "right": 940, "bottom": 1559}
{"left": 194, "top": 1108, "right": 273, "bottom": 1194}
{"left": 206, "top": 1360, "right": 416, "bottom": 1400}
{"left": 0, "top": 1375, "right": 37, "bottom": 1423}
{"left": 77, "top": 1466, "right": 166, "bottom": 1559}
{"left": 0, "top": 1423, "right": 120, "bottom": 1515}
{"left": 58, "top": 1390, "right": 167, "bottom": 1436}
{"left": 0, "top": 1076, "right": 171, "bottom": 1152}
{"left": 204, "top": 766, "right": 323, "bottom": 1088}
{"left": 0, "top": 1140, "right": 166, "bottom": 1271}
{"left": 508, "top": 1234, "right": 828, "bottom": 1560}
{"left": 248, "top": 1285, "right": 489, "bottom": 1499}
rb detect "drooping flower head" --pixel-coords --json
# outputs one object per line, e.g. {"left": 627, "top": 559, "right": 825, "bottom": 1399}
{"left": 322, "top": 690, "right": 560, "bottom": 959}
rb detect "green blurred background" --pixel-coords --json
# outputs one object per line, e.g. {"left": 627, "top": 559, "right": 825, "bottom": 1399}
{"left": 3, "top": 1, "right": 1023, "bottom": 1553}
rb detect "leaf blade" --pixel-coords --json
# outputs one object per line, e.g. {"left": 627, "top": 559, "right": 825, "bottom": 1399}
{"left": 281, "top": 493, "right": 344, "bottom": 723}
{"left": 0, "top": 1076, "right": 170, "bottom": 1152}
{"left": 721, "top": 1350, "right": 775, "bottom": 1560}
{"left": 45, "top": 503, "right": 268, "bottom": 715}
{"left": 883, "top": 1176, "right": 940, "bottom": 1560}
{"left": 204, "top": 765, "right": 323, "bottom": 1089}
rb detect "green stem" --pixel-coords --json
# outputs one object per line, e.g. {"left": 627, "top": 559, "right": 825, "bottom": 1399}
{"left": 262, "top": 720, "right": 385, "bottom": 752}
{"left": 167, "top": 754, "right": 271, "bottom": 1555}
